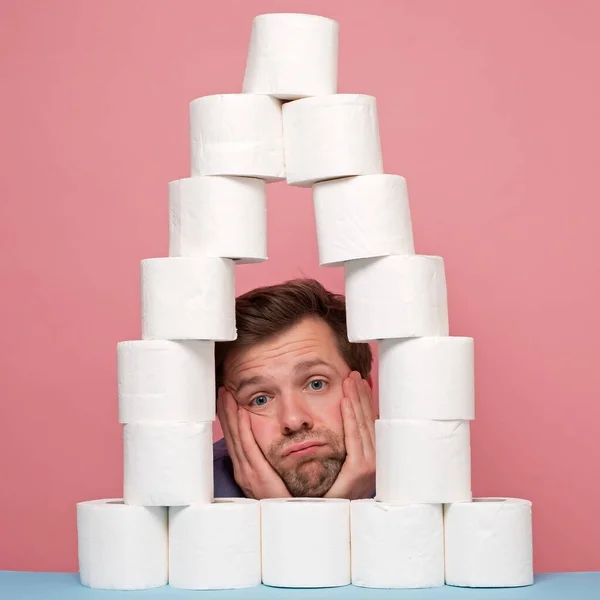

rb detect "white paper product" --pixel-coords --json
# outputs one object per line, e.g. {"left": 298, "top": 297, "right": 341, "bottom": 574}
{"left": 117, "top": 340, "right": 215, "bottom": 423}
{"left": 444, "top": 498, "right": 534, "bottom": 588}
{"left": 190, "top": 94, "right": 285, "bottom": 181}
{"left": 123, "top": 422, "right": 213, "bottom": 506}
{"left": 345, "top": 255, "right": 449, "bottom": 342}
{"left": 169, "top": 499, "right": 261, "bottom": 589}
{"left": 350, "top": 500, "right": 444, "bottom": 589}
{"left": 282, "top": 94, "right": 383, "bottom": 186}
{"left": 243, "top": 13, "right": 339, "bottom": 99}
{"left": 261, "top": 498, "right": 350, "bottom": 588}
{"left": 376, "top": 419, "right": 472, "bottom": 504}
{"left": 141, "top": 257, "right": 236, "bottom": 341}
{"left": 379, "top": 337, "right": 475, "bottom": 420}
{"left": 313, "top": 174, "right": 414, "bottom": 266}
{"left": 77, "top": 499, "right": 168, "bottom": 590}
{"left": 168, "top": 176, "right": 267, "bottom": 264}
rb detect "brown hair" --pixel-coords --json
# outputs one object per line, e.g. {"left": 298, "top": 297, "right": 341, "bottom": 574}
{"left": 215, "top": 278, "right": 372, "bottom": 388}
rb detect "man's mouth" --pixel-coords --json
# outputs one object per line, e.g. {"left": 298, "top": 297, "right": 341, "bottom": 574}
{"left": 283, "top": 441, "right": 326, "bottom": 458}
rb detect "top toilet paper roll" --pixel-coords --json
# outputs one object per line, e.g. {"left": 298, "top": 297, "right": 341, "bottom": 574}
{"left": 141, "top": 257, "right": 236, "bottom": 341}
{"left": 282, "top": 94, "right": 383, "bottom": 186}
{"left": 190, "top": 94, "right": 285, "bottom": 181}
{"left": 169, "top": 176, "right": 267, "bottom": 263}
{"left": 345, "top": 255, "right": 449, "bottom": 341}
{"left": 261, "top": 498, "right": 351, "bottom": 588}
{"left": 243, "top": 13, "right": 339, "bottom": 99}
{"left": 444, "top": 498, "right": 534, "bottom": 588}
{"left": 379, "top": 337, "right": 475, "bottom": 420}
{"left": 313, "top": 174, "right": 415, "bottom": 266}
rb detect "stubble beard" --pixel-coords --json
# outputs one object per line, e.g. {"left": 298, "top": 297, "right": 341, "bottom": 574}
{"left": 267, "top": 429, "right": 346, "bottom": 497}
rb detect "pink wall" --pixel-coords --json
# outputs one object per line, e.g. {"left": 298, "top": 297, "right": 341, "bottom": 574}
{"left": 1, "top": 0, "right": 599, "bottom": 574}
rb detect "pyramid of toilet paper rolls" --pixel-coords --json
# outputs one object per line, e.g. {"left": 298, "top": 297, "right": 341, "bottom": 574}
{"left": 76, "top": 13, "right": 534, "bottom": 591}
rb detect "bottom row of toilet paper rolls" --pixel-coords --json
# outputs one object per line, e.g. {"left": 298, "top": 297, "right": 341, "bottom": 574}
{"left": 77, "top": 496, "right": 533, "bottom": 590}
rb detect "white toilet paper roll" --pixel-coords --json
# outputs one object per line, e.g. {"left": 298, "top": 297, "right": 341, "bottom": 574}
{"left": 313, "top": 174, "right": 415, "bottom": 266}
{"left": 117, "top": 340, "right": 215, "bottom": 423}
{"left": 261, "top": 498, "right": 350, "bottom": 588}
{"left": 282, "top": 94, "right": 383, "bottom": 186}
{"left": 243, "top": 13, "right": 339, "bottom": 99}
{"left": 444, "top": 498, "right": 534, "bottom": 588}
{"left": 123, "top": 423, "right": 213, "bottom": 506}
{"left": 169, "top": 499, "right": 261, "bottom": 589}
{"left": 169, "top": 176, "right": 267, "bottom": 264}
{"left": 141, "top": 257, "right": 236, "bottom": 341}
{"left": 77, "top": 499, "right": 168, "bottom": 590}
{"left": 376, "top": 420, "right": 472, "bottom": 504}
{"left": 379, "top": 337, "right": 475, "bottom": 420}
{"left": 345, "top": 255, "right": 449, "bottom": 342}
{"left": 351, "top": 500, "right": 444, "bottom": 589}
{"left": 190, "top": 94, "right": 285, "bottom": 181}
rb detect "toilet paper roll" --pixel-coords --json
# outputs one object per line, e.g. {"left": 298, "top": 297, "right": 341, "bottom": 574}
{"left": 444, "top": 498, "right": 534, "bottom": 588}
{"left": 345, "top": 255, "right": 449, "bottom": 342}
{"left": 261, "top": 498, "right": 350, "bottom": 588}
{"left": 190, "top": 94, "right": 285, "bottom": 181}
{"left": 77, "top": 499, "right": 168, "bottom": 590}
{"left": 379, "top": 337, "right": 475, "bottom": 420}
{"left": 169, "top": 499, "right": 261, "bottom": 589}
{"left": 376, "top": 420, "right": 472, "bottom": 504}
{"left": 117, "top": 340, "right": 215, "bottom": 423}
{"left": 141, "top": 257, "right": 236, "bottom": 341}
{"left": 124, "top": 422, "right": 213, "bottom": 506}
{"left": 282, "top": 94, "right": 383, "bottom": 186}
{"left": 243, "top": 13, "right": 339, "bottom": 99}
{"left": 168, "top": 176, "right": 267, "bottom": 263}
{"left": 313, "top": 174, "right": 414, "bottom": 266}
{"left": 351, "top": 500, "right": 444, "bottom": 589}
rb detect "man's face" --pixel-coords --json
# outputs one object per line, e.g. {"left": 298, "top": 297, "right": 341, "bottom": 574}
{"left": 222, "top": 316, "right": 350, "bottom": 497}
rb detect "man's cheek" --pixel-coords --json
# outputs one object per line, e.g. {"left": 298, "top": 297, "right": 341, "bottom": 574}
{"left": 248, "top": 413, "right": 274, "bottom": 455}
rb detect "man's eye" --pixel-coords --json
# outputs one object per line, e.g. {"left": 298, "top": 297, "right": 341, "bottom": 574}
{"left": 308, "top": 379, "right": 326, "bottom": 391}
{"left": 251, "top": 395, "right": 269, "bottom": 407}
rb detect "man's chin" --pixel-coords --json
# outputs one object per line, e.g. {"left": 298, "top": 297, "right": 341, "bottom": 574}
{"left": 275, "top": 456, "right": 343, "bottom": 498}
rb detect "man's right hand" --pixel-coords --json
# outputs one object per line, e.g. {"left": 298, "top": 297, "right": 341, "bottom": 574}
{"left": 217, "top": 387, "right": 292, "bottom": 500}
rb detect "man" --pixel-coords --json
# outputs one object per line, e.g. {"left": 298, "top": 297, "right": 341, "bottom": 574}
{"left": 213, "top": 278, "right": 376, "bottom": 500}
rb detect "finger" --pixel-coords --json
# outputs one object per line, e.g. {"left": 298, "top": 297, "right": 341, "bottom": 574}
{"left": 340, "top": 392, "right": 362, "bottom": 461}
{"left": 356, "top": 375, "right": 375, "bottom": 446}
{"left": 237, "top": 407, "right": 273, "bottom": 472}
{"left": 216, "top": 388, "right": 240, "bottom": 465}
{"left": 220, "top": 388, "right": 248, "bottom": 470}
{"left": 345, "top": 376, "right": 372, "bottom": 459}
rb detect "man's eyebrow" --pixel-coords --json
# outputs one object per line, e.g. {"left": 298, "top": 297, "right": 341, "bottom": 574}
{"left": 234, "top": 375, "right": 266, "bottom": 395}
{"left": 294, "top": 359, "right": 337, "bottom": 374}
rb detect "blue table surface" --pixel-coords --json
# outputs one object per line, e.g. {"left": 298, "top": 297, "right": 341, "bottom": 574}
{"left": 1, "top": 571, "right": 599, "bottom": 599}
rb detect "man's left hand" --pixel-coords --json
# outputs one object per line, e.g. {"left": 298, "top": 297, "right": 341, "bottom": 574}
{"left": 325, "top": 371, "right": 376, "bottom": 500}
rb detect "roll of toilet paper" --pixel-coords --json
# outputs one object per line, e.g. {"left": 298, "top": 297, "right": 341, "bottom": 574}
{"left": 261, "top": 498, "right": 350, "bottom": 588}
{"left": 345, "top": 255, "right": 449, "bottom": 342}
{"left": 376, "top": 420, "right": 472, "bottom": 504}
{"left": 313, "top": 174, "right": 414, "bottom": 266}
{"left": 169, "top": 499, "right": 261, "bottom": 589}
{"left": 190, "top": 94, "right": 285, "bottom": 181}
{"left": 117, "top": 340, "right": 215, "bottom": 423}
{"left": 243, "top": 13, "right": 339, "bottom": 99}
{"left": 282, "top": 94, "right": 383, "bottom": 186}
{"left": 379, "top": 337, "right": 475, "bottom": 420}
{"left": 77, "top": 499, "right": 168, "bottom": 590}
{"left": 351, "top": 500, "right": 444, "bottom": 589}
{"left": 168, "top": 176, "right": 267, "bottom": 264}
{"left": 141, "top": 257, "right": 236, "bottom": 341}
{"left": 124, "top": 422, "right": 213, "bottom": 506}
{"left": 444, "top": 498, "right": 534, "bottom": 588}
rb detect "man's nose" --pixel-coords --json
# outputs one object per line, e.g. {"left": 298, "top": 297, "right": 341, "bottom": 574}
{"left": 277, "top": 391, "right": 314, "bottom": 435}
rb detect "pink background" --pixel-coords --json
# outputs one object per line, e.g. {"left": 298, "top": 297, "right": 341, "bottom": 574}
{"left": 1, "top": 0, "right": 599, "bottom": 574}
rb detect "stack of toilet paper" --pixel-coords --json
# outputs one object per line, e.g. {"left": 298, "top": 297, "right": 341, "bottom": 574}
{"left": 76, "top": 12, "right": 533, "bottom": 592}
